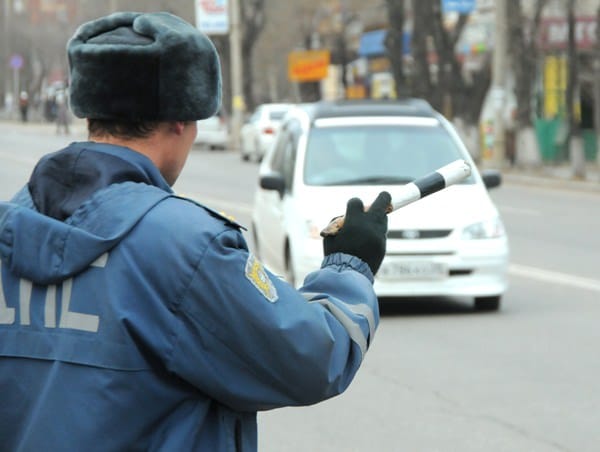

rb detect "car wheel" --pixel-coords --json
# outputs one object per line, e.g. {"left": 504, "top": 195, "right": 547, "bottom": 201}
{"left": 241, "top": 142, "right": 250, "bottom": 161}
{"left": 474, "top": 296, "right": 501, "bottom": 311}
{"left": 285, "top": 245, "right": 296, "bottom": 288}
{"left": 254, "top": 139, "right": 261, "bottom": 163}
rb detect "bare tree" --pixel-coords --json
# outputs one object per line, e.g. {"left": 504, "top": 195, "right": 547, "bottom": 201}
{"left": 566, "top": 0, "right": 579, "bottom": 140}
{"left": 505, "top": 0, "right": 547, "bottom": 167}
{"left": 566, "top": 0, "right": 585, "bottom": 177}
{"left": 410, "top": 0, "right": 432, "bottom": 99}
{"left": 241, "top": 0, "right": 266, "bottom": 111}
{"left": 429, "top": 0, "right": 470, "bottom": 118}
{"left": 508, "top": 0, "right": 546, "bottom": 130}
{"left": 388, "top": 0, "right": 487, "bottom": 125}
{"left": 384, "top": 0, "right": 407, "bottom": 97}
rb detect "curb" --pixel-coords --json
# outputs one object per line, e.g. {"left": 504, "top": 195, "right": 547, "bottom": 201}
{"left": 502, "top": 172, "right": 600, "bottom": 193}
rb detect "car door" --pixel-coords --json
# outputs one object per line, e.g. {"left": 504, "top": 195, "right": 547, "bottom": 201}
{"left": 259, "top": 122, "right": 295, "bottom": 275}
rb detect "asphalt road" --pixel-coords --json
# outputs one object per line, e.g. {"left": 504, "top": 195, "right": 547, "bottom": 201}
{"left": 1, "top": 122, "right": 599, "bottom": 451}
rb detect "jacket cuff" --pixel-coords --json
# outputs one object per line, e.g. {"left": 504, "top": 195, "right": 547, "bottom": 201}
{"left": 321, "top": 252, "right": 374, "bottom": 284}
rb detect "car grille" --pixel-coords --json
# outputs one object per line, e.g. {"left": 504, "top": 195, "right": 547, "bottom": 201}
{"left": 387, "top": 229, "right": 452, "bottom": 239}
{"left": 449, "top": 269, "right": 473, "bottom": 276}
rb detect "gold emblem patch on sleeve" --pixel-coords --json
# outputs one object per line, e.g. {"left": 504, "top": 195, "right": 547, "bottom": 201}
{"left": 245, "top": 254, "right": 278, "bottom": 303}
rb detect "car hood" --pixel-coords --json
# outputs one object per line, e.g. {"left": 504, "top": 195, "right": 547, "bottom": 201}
{"left": 295, "top": 183, "right": 500, "bottom": 231}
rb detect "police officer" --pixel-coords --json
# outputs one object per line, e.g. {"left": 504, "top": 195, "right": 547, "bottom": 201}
{"left": 0, "top": 11, "right": 390, "bottom": 451}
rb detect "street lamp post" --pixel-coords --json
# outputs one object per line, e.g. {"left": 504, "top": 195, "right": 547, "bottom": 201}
{"left": 2, "top": 0, "right": 12, "bottom": 114}
{"left": 491, "top": 0, "right": 508, "bottom": 168}
{"left": 229, "top": 0, "right": 244, "bottom": 151}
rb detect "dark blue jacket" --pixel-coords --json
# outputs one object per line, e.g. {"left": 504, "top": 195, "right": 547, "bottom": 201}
{"left": 0, "top": 142, "right": 379, "bottom": 451}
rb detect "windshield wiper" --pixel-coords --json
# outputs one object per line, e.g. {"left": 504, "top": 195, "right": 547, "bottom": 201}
{"left": 327, "top": 176, "right": 414, "bottom": 186}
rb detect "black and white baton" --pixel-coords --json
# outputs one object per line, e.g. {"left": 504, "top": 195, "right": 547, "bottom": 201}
{"left": 320, "top": 159, "right": 472, "bottom": 237}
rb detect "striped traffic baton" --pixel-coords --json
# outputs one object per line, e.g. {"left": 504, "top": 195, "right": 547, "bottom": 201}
{"left": 320, "top": 159, "right": 472, "bottom": 237}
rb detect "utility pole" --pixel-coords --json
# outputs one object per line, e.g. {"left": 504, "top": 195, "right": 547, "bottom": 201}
{"left": 2, "top": 0, "right": 11, "bottom": 115}
{"left": 491, "top": 0, "right": 508, "bottom": 168}
{"left": 229, "top": 0, "right": 244, "bottom": 151}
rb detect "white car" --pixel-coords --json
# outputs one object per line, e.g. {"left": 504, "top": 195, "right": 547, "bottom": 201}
{"left": 251, "top": 100, "right": 509, "bottom": 311}
{"left": 240, "top": 103, "right": 293, "bottom": 162}
{"left": 195, "top": 113, "right": 228, "bottom": 150}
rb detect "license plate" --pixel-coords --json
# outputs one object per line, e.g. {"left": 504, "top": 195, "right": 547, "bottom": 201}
{"left": 377, "top": 261, "right": 447, "bottom": 281}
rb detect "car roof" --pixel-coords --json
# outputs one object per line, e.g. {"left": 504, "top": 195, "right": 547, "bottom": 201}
{"left": 296, "top": 99, "right": 437, "bottom": 122}
{"left": 258, "top": 103, "right": 293, "bottom": 110}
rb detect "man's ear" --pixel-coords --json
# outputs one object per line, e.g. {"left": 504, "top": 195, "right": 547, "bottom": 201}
{"left": 168, "top": 121, "right": 186, "bottom": 135}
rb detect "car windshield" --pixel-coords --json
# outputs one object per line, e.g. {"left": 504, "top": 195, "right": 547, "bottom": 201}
{"left": 303, "top": 122, "right": 474, "bottom": 186}
{"left": 268, "top": 109, "right": 288, "bottom": 121}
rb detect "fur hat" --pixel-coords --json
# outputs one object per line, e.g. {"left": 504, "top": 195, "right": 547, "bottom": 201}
{"left": 67, "top": 11, "right": 222, "bottom": 121}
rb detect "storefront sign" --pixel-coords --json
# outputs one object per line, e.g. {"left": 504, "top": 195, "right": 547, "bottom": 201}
{"left": 346, "top": 84, "right": 366, "bottom": 99}
{"left": 288, "top": 50, "right": 330, "bottom": 82}
{"left": 368, "top": 57, "right": 390, "bottom": 73}
{"left": 539, "top": 17, "right": 597, "bottom": 51}
{"left": 195, "top": 0, "right": 229, "bottom": 35}
{"left": 441, "top": 0, "right": 476, "bottom": 14}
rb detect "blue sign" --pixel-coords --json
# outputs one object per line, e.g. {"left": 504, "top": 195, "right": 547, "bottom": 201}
{"left": 441, "top": 0, "right": 476, "bottom": 13}
{"left": 9, "top": 54, "right": 23, "bottom": 70}
{"left": 358, "top": 30, "right": 411, "bottom": 58}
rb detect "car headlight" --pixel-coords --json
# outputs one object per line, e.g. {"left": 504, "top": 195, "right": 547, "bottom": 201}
{"left": 461, "top": 217, "right": 505, "bottom": 240}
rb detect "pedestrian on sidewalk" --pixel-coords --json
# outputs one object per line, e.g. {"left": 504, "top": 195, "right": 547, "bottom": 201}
{"left": 55, "top": 88, "right": 70, "bottom": 134}
{"left": 18, "top": 91, "right": 29, "bottom": 122}
{"left": 0, "top": 11, "right": 389, "bottom": 452}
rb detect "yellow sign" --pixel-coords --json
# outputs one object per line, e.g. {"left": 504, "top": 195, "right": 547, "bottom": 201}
{"left": 288, "top": 50, "right": 330, "bottom": 82}
{"left": 543, "top": 55, "right": 580, "bottom": 120}
{"left": 232, "top": 95, "right": 246, "bottom": 112}
{"left": 346, "top": 84, "right": 366, "bottom": 99}
{"left": 368, "top": 57, "right": 390, "bottom": 73}
{"left": 543, "top": 55, "right": 566, "bottom": 118}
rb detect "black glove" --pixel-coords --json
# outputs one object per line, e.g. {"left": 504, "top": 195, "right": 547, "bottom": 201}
{"left": 323, "top": 191, "right": 391, "bottom": 275}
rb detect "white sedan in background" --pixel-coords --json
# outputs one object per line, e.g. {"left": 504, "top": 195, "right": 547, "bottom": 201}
{"left": 194, "top": 112, "right": 228, "bottom": 150}
{"left": 240, "top": 103, "right": 292, "bottom": 162}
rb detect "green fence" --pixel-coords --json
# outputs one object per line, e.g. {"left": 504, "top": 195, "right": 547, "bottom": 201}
{"left": 534, "top": 118, "right": 597, "bottom": 162}
{"left": 582, "top": 129, "right": 597, "bottom": 161}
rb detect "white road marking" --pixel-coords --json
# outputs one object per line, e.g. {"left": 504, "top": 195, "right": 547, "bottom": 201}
{"left": 509, "top": 263, "right": 600, "bottom": 293}
{"left": 497, "top": 205, "right": 541, "bottom": 216}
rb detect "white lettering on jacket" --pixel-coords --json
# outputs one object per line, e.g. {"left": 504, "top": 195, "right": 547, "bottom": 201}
{"left": 0, "top": 253, "right": 107, "bottom": 333}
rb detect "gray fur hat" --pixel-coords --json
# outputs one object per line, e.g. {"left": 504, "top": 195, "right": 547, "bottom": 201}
{"left": 67, "top": 11, "right": 221, "bottom": 121}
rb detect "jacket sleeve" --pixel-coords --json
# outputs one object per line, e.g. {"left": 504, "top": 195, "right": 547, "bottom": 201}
{"left": 166, "top": 227, "right": 379, "bottom": 412}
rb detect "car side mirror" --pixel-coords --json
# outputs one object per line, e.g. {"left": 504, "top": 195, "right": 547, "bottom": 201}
{"left": 259, "top": 173, "right": 285, "bottom": 198}
{"left": 481, "top": 169, "right": 502, "bottom": 189}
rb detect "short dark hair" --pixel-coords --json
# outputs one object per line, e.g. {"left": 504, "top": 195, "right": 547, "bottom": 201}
{"left": 87, "top": 118, "right": 161, "bottom": 140}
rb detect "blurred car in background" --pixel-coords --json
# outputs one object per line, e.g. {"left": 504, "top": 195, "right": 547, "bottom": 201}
{"left": 251, "top": 100, "right": 509, "bottom": 311}
{"left": 240, "top": 103, "right": 293, "bottom": 162}
{"left": 195, "top": 111, "right": 229, "bottom": 150}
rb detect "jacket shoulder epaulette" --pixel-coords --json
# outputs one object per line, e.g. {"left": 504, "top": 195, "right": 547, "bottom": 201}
{"left": 173, "top": 195, "right": 247, "bottom": 232}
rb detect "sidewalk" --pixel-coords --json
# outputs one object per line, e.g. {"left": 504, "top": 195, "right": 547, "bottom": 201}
{"left": 501, "top": 162, "right": 600, "bottom": 193}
